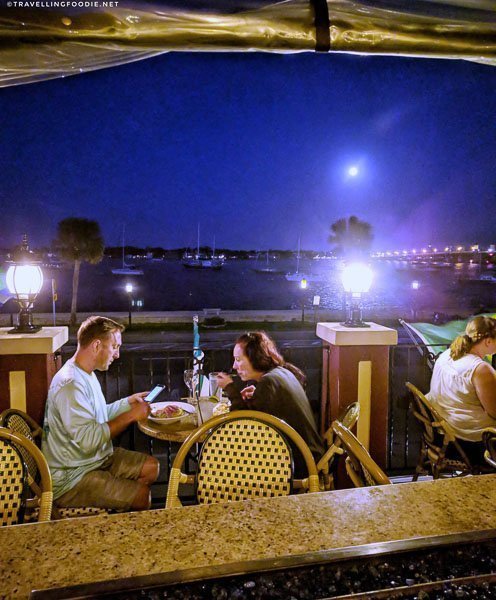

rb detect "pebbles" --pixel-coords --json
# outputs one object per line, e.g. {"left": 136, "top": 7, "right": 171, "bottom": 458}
{"left": 104, "top": 540, "right": 496, "bottom": 599}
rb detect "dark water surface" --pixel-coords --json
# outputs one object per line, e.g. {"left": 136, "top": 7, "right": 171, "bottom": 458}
{"left": 24, "top": 257, "right": 496, "bottom": 315}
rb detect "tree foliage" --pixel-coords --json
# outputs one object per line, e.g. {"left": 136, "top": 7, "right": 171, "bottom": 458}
{"left": 54, "top": 217, "right": 104, "bottom": 326}
{"left": 328, "top": 216, "right": 373, "bottom": 259}
{"left": 55, "top": 217, "right": 104, "bottom": 264}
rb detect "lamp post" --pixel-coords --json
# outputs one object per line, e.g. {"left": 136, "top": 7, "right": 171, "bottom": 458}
{"left": 300, "top": 278, "right": 308, "bottom": 323}
{"left": 411, "top": 280, "right": 420, "bottom": 321}
{"left": 125, "top": 283, "right": 133, "bottom": 327}
{"left": 340, "top": 263, "right": 373, "bottom": 328}
{"left": 6, "top": 235, "right": 44, "bottom": 334}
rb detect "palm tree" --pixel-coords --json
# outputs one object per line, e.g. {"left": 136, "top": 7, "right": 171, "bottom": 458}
{"left": 54, "top": 218, "right": 104, "bottom": 326}
{"left": 328, "top": 216, "right": 373, "bottom": 259}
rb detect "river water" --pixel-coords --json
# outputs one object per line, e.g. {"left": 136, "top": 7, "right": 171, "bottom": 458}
{"left": 24, "top": 257, "right": 495, "bottom": 316}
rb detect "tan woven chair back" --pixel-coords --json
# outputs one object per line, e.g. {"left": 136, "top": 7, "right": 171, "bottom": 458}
{"left": 406, "top": 382, "right": 474, "bottom": 479}
{"left": 0, "top": 410, "right": 109, "bottom": 519}
{"left": 0, "top": 436, "right": 27, "bottom": 526}
{"left": 0, "top": 410, "right": 41, "bottom": 482}
{"left": 166, "top": 410, "right": 320, "bottom": 508}
{"left": 340, "top": 402, "right": 360, "bottom": 430}
{"left": 0, "top": 427, "right": 53, "bottom": 524}
{"left": 331, "top": 421, "right": 391, "bottom": 488}
{"left": 318, "top": 402, "right": 360, "bottom": 490}
{"left": 196, "top": 418, "right": 292, "bottom": 504}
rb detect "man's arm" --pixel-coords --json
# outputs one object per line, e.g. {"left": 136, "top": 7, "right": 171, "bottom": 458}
{"left": 107, "top": 400, "right": 150, "bottom": 438}
{"left": 473, "top": 362, "right": 496, "bottom": 419}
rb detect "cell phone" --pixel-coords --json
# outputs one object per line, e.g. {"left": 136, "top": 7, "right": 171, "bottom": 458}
{"left": 145, "top": 384, "right": 165, "bottom": 403}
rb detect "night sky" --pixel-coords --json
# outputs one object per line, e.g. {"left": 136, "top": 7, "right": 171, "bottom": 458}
{"left": 1, "top": 52, "right": 495, "bottom": 252}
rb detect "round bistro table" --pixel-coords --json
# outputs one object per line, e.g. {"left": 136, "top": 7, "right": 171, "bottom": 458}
{"left": 137, "top": 413, "right": 199, "bottom": 444}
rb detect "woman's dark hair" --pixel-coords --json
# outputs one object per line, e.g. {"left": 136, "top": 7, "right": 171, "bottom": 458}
{"left": 235, "top": 331, "right": 306, "bottom": 386}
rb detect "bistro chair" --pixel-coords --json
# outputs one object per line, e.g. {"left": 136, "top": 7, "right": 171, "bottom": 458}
{"left": 0, "top": 408, "right": 110, "bottom": 520}
{"left": 482, "top": 427, "right": 496, "bottom": 470}
{"left": 0, "top": 427, "right": 53, "bottom": 525}
{"left": 406, "top": 382, "right": 476, "bottom": 480}
{"left": 316, "top": 402, "right": 360, "bottom": 491}
{"left": 330, "top": 421, "right": 391, "bottom": 488}
{"left": 165, "top": 410, "right": 320, "bottom": 508}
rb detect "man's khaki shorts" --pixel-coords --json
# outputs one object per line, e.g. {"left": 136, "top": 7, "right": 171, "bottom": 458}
{"left": 55, "top": 447, "right": 148, "bottom": 511}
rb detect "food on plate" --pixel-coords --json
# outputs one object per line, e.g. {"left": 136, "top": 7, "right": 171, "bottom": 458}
{"left": 151, "top": 404, "right": 185, "bottom": 419}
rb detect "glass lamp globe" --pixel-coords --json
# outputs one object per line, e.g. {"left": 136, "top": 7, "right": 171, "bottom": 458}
{"left": 6, "top": 242, "right": 44, "bottom": 334}
{"left": 341, "top": 263, "right": 373, "bottom": 295}
{"left": 341, "top": 263, "right": 373, "bottom": 328}
{"left": 6, "top": 264, "right": 43, "bottom": 300}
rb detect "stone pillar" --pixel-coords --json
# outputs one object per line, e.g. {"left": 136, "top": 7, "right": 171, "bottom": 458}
{"left": 0, "top": 327, "right": 69, "bottom": 425}
{"left": 317, "top": 322, "right": 398, "bottom": 470}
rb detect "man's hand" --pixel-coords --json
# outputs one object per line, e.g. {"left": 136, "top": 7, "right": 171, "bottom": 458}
{"left": 128, "top": 392, "right": 149, "bottom": 404}
{"left": 108, "top": 394, "right": 150, "bottom": 438}
{"left": 128, "top": 401, "right": 151, "bottom": 421}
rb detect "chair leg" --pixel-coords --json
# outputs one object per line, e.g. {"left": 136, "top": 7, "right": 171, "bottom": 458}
{"left": 412, "top": 446, "right": 428, "bottom": 481}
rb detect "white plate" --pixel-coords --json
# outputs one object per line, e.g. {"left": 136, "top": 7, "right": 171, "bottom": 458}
{"left": 148, "top": 401, "right": 195, "bottom": 424}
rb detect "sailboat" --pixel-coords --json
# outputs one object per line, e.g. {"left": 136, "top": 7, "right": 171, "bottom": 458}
{"left": 182, "top": 225, "right": 225, "bottom": 270}
{"left": 285, "top": 236, "right": 325, "bottom": 282}
{"left": 252, "top": 250, "right": 285, "bottom": 275}
{"left": 112, "top": 226, "right": 144, "bottom": 275}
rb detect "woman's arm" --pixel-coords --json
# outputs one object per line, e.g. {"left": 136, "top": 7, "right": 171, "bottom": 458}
{"left": 473, "top": 362, "right": 496, "bottom": 418}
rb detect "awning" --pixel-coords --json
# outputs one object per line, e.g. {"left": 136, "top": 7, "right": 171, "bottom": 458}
{"left": 0, "top": 1, "right": 495, "bottom": 87}
{"left": 402, "top": 313, "right": 496, "bottom": 360}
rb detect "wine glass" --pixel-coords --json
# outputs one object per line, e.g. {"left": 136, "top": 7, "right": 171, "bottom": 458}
{"left": 184, "top": 369, "right": 198, "bottom": 404}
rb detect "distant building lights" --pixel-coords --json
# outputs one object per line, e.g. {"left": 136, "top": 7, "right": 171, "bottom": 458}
{"left": 433, "top": 248, "right": 437, "bottom": 252}
{"left": 422, "top": 249, "right": 427, "bottom": 254}
{"left": 457, "top": 246, "right": 463, "bottom": 251}
{"left": 411, "top": 280, "right": 420, "bottom": 290}
{"left": 444, "top": 247, "right": 449, "bottom": 252}
{"left": 412, "top": 249, "right": 417, "bottom": 254}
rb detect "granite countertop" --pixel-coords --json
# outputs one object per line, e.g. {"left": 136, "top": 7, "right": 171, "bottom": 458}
{"left": 2, "top": 475, "right": 496, "bottom": 599}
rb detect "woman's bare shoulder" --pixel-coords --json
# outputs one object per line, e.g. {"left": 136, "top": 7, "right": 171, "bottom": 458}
{"left": 473, "top": 360, "right": 496, "bottom": 382}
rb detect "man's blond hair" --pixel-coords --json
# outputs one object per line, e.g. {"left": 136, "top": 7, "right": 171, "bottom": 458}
{"left": 77, "top": 316, "right": 125, "bottom": 348}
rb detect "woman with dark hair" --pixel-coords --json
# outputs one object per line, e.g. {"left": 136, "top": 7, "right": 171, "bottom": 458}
{"left": 217, "top": 331, "right": 324, "bottom": 474}
{"left": 427, "top": 315, "right": 496, "bottom": 463}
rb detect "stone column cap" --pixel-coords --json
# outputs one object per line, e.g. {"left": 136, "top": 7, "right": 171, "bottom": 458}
{"left": 316, "top": 322, "right": 398, "bottom": 346}
{"left": 0, "top": 327, "right": 69, "bottom": 354}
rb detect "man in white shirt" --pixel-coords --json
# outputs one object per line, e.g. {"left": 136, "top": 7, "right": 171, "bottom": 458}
{"left": 42, "top": 316, "right": 159, "bottom": 511}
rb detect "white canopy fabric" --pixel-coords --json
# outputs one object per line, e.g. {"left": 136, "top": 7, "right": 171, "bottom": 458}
{"left": 0, "top": 0, "right": 495, "bottom": 87}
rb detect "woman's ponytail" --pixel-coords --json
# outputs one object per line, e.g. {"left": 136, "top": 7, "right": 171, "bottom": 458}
{"left": 450, "top": 334, "right": 473, "bottom": 360}
{"left": 450, "top": 316, "right": 496, "bottom": 360}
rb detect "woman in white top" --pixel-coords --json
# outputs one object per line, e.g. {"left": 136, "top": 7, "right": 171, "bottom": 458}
{"left": 427, "top": 315, "right": 496, "bottom": 463}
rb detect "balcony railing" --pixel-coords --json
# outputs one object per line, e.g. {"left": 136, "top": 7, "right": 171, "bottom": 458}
{"left": 59, "top": 335, "right": 447, "bottom": 478}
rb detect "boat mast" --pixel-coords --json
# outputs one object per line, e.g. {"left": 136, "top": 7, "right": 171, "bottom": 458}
{"left": 197, "top": 223, "right": 200, "bottom": 257}
{"left": 121, "top": 224, "right": 125, "bottom": 267}
{"left": 296, "top": 235, "right": 301, "bottom": 274}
